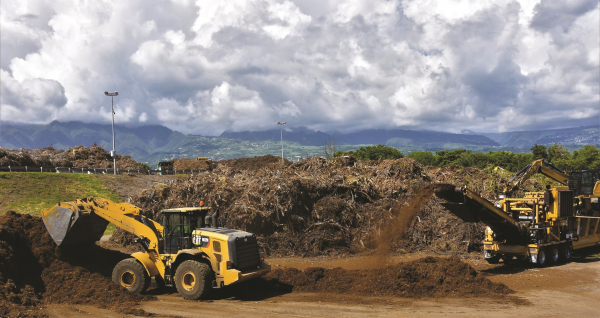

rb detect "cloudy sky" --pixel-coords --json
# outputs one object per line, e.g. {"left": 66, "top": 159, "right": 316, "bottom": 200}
{"left": 1, "top": 0, "right": 599, "bottom": 135}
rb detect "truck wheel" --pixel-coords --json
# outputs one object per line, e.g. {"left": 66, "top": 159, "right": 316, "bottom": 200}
{"left": 502, "top": 255, "right": 514, "bottom": 265}
{"left": 562, "top": 245, "right": 571, "bottom": 261}
{"left": 485, "top": 255, "right": 500, "bottom": 264}
{"left": 550, "top": 247, "right": 559, "bottom": 263}
{"left": 537, "top": 249, "right": 547, "bottom": 267}
{"left": 174, "top": 260, "right": 212, "bottom": 300}
{"left": 112, "top": 258, "right": 151, "bottom": 294}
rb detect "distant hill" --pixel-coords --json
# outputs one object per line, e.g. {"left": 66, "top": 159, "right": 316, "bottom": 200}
{"left": 1, "top": 121, "right": 597, "bottom": 166}
{"left": 0, "top": 121, "right": 189, "bottom": 159}
{"left": 334, "top": 129, "right": 499, "bottom": 148}
{"left": 221, "top": 127, "right": 500, "bottom": 148}
{"left": 482, "top": 125, "right": 599, "bottom": 147}
{"left": 221, "top": 127, "right": 333, "bottom": 146}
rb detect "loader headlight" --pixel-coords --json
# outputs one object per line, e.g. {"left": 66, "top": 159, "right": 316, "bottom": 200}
{"left": 495, "top": 201, "right": 502, "bottom": 208}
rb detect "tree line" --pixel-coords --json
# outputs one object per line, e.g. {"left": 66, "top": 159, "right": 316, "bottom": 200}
{"left": 334, "top": 144, "right": 600, "bottom": 172}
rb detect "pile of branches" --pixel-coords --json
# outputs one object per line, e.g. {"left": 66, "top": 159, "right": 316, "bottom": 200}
{"left": 0, "top": 145, "right": 142, "bottom": 169}
{"left": 127, "top": 156, "right": 543, "bottom": 257}
{"left": 173, "top": 158, "right": 215, "bottom": 171}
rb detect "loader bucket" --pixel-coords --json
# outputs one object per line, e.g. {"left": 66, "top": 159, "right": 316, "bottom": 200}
{"left": 41, "top": 203, "right": 109, "bottom": 246}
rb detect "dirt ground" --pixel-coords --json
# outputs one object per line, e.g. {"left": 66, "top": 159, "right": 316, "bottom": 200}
{"left": 40, "top": 250, "right": 600, "bottom": 318}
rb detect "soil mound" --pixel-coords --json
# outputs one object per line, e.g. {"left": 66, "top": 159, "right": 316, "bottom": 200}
{"left": 265, "top": 256, "right": 512, "bottom": 298}
{"left": 0, "top": 145, "right": 142, "bottom": 169}
{"left": 0, "top": 212, "right": 151, "bottom": 317}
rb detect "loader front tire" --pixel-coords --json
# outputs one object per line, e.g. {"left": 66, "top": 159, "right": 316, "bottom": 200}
{"left": 175, "top": 260, "right": 212, "bottom": 300}
{"left": 112, "top": 258, "right": 151, "bottom": 294}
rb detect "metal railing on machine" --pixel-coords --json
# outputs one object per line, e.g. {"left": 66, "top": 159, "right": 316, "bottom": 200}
{"left": 0, "top": 166, "right": 206, "bottom": 175}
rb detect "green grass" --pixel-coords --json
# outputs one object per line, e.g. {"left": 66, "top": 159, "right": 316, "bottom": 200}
{"left": 0, "top": 172, "right": 121, "bottom": 234}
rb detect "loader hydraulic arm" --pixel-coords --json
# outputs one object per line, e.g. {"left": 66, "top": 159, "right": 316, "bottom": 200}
{"left": 506, "top": 159, "right": 570, "bottom": 192}
{"left": 41, "top": 197, "right": 163, "bottom": 251}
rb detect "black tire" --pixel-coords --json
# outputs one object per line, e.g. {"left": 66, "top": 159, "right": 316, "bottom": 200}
{"left": 174, "top": 260, "right": 212, "bottom": 300}
{"left": 485, "top": 255, "right": 500, "bottom": 264}
{"left": 562, "top": 244, "right": 572, "bottom": 261}
{"left": 112, "top": 258, "right": 151, "bottom": 294}
{"left": 537, "top": 248, "right": 547, "bottom": 267}
{"left": 502, "top": 255, "right": 514, "bottom": 265}
{"left": 550, "top": 247, "right": 560, "bottom": 263}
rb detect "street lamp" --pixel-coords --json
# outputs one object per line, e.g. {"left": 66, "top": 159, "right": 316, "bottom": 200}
{"left": 104, "top": 91, "right": 119, "bottom": 175}
{"left": 277, "top": 122, "right": 286, "bottom": 164}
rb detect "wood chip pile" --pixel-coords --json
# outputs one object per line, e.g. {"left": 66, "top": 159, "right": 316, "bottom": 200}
{"left": 0, "top": 145, "right": 142, "bottom": 169}
{"left": 128, "top": 156, "right": 545, "bottom": 257}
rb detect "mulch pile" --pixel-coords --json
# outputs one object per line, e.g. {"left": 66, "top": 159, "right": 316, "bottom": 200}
{"left": 173, "top": 158, "right": 215, "bottom": 171}
{"left": 216, "top": 154, "right": 290, "bottom": 172}
{"left": 0, "top": 212, "right": 152, "bottom": 318}
{"left": 264, "top": 256, "right": 512, "bottom": 298}
{"left": 0, "top": 145, "right": 142, "bottom": 169}
{"left": 125, "top": 155, "right": 545, "bottom": 257}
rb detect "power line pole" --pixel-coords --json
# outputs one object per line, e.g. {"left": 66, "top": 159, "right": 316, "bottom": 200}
{"left": 277, "top": 122, "right": 287, "bottom": 164}
{"left": 104, "top": 91, "right": 119, "bottom": 175}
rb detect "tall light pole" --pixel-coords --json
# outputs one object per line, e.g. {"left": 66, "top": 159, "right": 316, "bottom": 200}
{"left": 104, "top": 91, "right": 119, "bottom": 175}
{"left": 277, "top": 122, "right": 286, "bottom": 164}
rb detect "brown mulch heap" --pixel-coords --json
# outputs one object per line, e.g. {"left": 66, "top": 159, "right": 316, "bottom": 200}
{"left": 173, "top": 157, "right": 215, "bottom": 171}
{"left": 217, "top": 154, "right": 291, "bottom": 172}
{"left": 265, "top": 256, "right": 513, "bottom": 298}
{"left": 0, "top": 145, "right": 142, "bottom": 169}
{"left": 127, "top": 156, "right": 546, "bottom": 257}
{"left": 0, "top": 212, "right": 152, "bottom": 318}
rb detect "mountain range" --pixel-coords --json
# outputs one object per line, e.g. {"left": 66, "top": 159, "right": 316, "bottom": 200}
{"left": 480, "top": 125, "right": 599, "bottom": 147}
{"left": 221, "top": 127, "right": 499, "bottom": 148}
{"left": 0, "top": 121, "right": 597, "bottom": 166}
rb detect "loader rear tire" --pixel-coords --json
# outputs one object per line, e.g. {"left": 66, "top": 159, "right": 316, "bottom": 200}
{"left": 175, "top": 260, "right": 212, "bottom": 300}
{"left": 112, "top": 258, "right": 151, "bottom": 294}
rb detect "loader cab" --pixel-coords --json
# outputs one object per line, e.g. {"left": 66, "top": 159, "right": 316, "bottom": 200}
{"left": 569, "top": 170, "right": 600, "bottom": 196}
{"left": 160, "top": 207, "right": 211, "bottom": 254}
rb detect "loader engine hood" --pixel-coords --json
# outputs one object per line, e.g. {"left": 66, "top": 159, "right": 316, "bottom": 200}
{"left": 196, "top": 227, "right": 261, "bottom": 270}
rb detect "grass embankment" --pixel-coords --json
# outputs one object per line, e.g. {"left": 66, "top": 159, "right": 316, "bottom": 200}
{"left": 0, "top": 172, "right": 120, "bottom": 234}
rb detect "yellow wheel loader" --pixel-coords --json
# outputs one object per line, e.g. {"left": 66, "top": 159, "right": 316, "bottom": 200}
{"left": 41, "top": 198, "right": 271, "bottom": 300}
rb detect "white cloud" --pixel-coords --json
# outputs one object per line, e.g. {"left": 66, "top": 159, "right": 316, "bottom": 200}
{"left": 1, "top": 0, "right": 598, "bottom": 135}
{"left": 1, "top": 69, "right": 66, "bottom": 122}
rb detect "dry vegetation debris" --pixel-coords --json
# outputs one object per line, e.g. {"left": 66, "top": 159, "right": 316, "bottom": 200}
{"left": 173, "top": 157, "right": 215, "bottom": 171}
{"left": 0, "top": 145, "right": 142, "bottom": 169}
{"left": 126, "top": 155, "right": 545, "bottom": 257}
